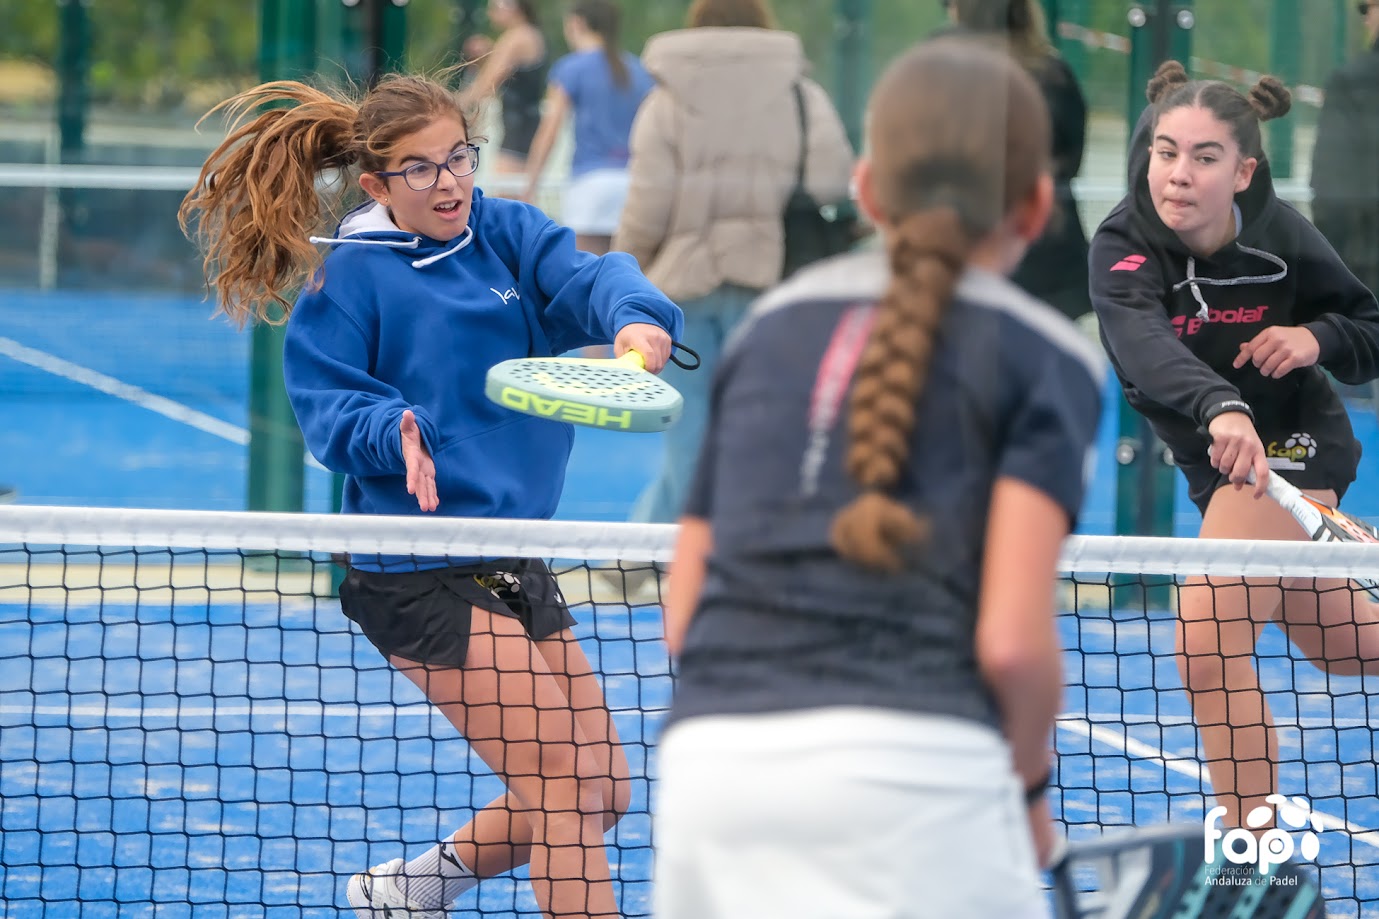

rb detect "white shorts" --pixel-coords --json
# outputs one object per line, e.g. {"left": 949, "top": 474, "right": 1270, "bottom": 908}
{"left": 561, "top": 167, "right": 630, "bottom": 235}
{"left": 654, "top": 707, "right": 1050, "bottom": 919}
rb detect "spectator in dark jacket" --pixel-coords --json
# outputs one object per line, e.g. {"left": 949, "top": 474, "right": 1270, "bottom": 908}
{"left": 943, "top": 0, "right": 1091, "bottom": 321}
{"left": 1311, "top": 1, "right": 1379, "bottom": 296}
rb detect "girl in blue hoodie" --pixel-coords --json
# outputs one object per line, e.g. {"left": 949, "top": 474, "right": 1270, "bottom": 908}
{"left": 181, "top": 72, "right": 682, "bottom": 919}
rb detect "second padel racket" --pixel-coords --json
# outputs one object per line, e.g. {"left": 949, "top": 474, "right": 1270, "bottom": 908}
{"left": 1050, "top": 822, "right": 1325, "bottom": 919}
{"left": 485, "top": 350, "right": 683, "bottom": 433}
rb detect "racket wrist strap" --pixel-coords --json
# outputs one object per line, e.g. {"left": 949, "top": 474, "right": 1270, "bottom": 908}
{"left": 1024, "top": 770, "right": 1052, "bottom": 805}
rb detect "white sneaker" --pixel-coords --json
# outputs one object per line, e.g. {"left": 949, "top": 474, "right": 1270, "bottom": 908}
{"left": 346, "top": 858, "right": 448, "bottom": 918}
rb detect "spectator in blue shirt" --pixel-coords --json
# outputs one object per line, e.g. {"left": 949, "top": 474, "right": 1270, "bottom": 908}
{"left": 523, "top": 0, "right": 655, "bottom": 254}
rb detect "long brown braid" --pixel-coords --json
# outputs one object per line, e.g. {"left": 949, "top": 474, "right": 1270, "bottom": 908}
{"left": 178, "top": 72, "right": 471, "bottom": 326}
{"left": 830, "top": 38, "right": 1051, "bottom": 572}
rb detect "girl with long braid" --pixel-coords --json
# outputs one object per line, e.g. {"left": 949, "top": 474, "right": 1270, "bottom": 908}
{"left": 656, "top": 37, "right": 1103, "bottom": 919}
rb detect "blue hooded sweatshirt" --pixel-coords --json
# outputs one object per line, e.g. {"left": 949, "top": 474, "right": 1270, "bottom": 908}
{"left": 283, "top": 189, "right": 682, "bottom": 568}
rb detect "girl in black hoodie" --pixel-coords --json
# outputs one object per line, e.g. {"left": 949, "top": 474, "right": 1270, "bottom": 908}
{"left": 1091, "top": 61, "right": 1379, "bottom": 829}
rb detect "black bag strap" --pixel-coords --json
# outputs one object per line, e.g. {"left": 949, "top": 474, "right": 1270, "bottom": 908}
{"left": 791, "top": 81, "right": 808, "bottom": 193}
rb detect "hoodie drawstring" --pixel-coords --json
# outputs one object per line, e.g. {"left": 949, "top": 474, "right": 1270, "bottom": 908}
{"left": 309, "top": 234, "right": 421, "bottom": 249}
{"left": 410, "top": 227, "right": 475, "bottom": 269}
{"left": 1172, "top": 245, "right": 1289, "bottom": 320}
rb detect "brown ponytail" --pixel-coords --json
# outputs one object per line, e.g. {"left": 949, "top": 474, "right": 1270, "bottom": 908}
{"left": 179, "top": 72, "right": 470, "bottom": 326}
{"left": 831, "top": 211, "right": 968, "bottom": 571}
{"left": 179, "top": 82, "right": 358, "bottom": 326}
{"left": 572, "top": 0, "right": 629, "bottom": 89}
{"left": 829, "top": 38, "right": 1050, "bottom": 572}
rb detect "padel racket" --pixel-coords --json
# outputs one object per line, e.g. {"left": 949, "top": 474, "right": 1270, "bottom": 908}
{"left": 1050, "top": 823, "right": 1325, "bottom": 919}
{"left": 485, "top": 349, "right": 685, "bottom": 433}
{"left": 1258, "top": 470, "right": 1379, "bottom": 599}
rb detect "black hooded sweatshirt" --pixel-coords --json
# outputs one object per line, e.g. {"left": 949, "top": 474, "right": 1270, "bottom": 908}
{"left": 1089, "top": 111, "right": 1379, "bottom": 468}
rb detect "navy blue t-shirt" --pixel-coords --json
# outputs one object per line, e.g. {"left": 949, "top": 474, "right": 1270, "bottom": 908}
{"left": 666, "top": 250, "right": 1104, "bottom": 731}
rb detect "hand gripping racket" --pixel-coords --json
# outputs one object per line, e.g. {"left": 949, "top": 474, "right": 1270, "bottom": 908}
{"left": 1256, "top": 470, "right": 1379, "bottom": 600}
{"left": 485, "top": 345, "right": 700, "bottom": 433}
{"left": 1050, "top": 823, "right": 1325, "bottom": 919}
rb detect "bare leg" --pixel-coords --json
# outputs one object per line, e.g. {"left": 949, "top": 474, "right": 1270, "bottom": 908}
{"left": 447, "top": 629, "right": 632, "bottom": 877}
{"left": 393, "top": 609, "right": 619, "bottom": 919}
{"left": 1179, "top": 485, "right": 1379, "bottom": 827}
{"left": 1179, "top": 486, "right": 1289, "bottom": 828}
{"left": 1271, "top": 489, "right": 1379, "bottom": 676}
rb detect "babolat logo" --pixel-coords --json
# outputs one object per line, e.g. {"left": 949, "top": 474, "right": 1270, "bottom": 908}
{"left": 500, "top": 388, "right": 633, "bottom": 429}
{"left": 1172, "top": 305, "right": 1269, "bottom": 337}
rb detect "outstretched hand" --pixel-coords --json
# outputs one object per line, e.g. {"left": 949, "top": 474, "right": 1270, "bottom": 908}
{"left": 1233, "top": 326, "right": 1319, "bottom": 379}
{"left": 614, "top": 322, "right": 672, "bottom": 374}
{"left": 1207, "top": 410, "right": 1269, "bottom": 498}
{"left": 400, "top": 410, "right": 438, "bottom": 512}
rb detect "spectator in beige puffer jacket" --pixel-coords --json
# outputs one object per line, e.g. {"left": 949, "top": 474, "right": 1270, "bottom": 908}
{"left": 613, "top": 0, "right": 854, "bottom": 528}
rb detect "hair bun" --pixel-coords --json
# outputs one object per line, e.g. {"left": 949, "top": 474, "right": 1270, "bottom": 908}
{"left": 1146, "top": 60, "right": 1189, "bottom": 104}
{"left": 1249, "top": 76, "right": 1292, "bottom": 121}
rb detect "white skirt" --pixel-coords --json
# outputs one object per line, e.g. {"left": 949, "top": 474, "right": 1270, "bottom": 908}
{"left": 561, "top": 167, "right": 630, "bottom": 235}
{"left": 654, "top": 707, "right": 1050, "bottom": 919}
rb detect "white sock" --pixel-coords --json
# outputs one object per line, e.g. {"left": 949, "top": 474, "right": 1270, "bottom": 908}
{"left": 400, "top": 837, "right": 477, "bottom": 908}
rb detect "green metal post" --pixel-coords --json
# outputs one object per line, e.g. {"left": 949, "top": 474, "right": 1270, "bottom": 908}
{"left": 249, "top": 0, "right": 316, "bottom": 517}
{"left": 1334, "top": 0, "right": 1350, "bottom": 65}
{"left": 53, "top": 0, "right": 91, "bottom": 293}
{"left": 1116, "top": 1, "right": 1192, "bottom": 610}
{"left": 56, "top": 0, "right": 90, "bottom": 160}
{"left": 1268, "top": 0, "right": 1300, "bottom": 178}
{"left": 834, "top": 0, "right": 872, "bottom": 155}
{"left": 376, "top": 0, "right": 408, "bottom": 77}
{"left": 1057, "top": 0, "right": 1091, "bottom": 85}
{"left": 341, "top": 0, "right": 408, "bottom": 86}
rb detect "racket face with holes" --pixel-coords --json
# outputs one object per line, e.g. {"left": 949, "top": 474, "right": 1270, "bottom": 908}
{"left": 485, "top": 355, "right": 683, "bottom": 432}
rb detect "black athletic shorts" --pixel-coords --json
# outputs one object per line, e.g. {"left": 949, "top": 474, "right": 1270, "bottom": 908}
{"left": 338, "top": 559, "right": 576, "bottom": 669}
{"left": 1176, "top": 419, "right": 1361, "bottom": 515}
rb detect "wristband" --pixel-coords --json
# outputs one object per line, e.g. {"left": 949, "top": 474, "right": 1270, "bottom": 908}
{"left": 1024, "top": 770, "right": 1052, "bottom": 805}
{"left": 1201, "top": 398, "right": 1253, "bottom": 428}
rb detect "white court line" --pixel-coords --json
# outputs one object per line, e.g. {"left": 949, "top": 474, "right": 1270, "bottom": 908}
{"left": 1059, "top": 717, "right": 1379, "bottom": 851}
{"left": 0, "top": 334, "right": 327, "bottom": 471}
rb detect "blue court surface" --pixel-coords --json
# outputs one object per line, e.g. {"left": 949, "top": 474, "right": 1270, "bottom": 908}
{"left": 2, "top": 290, "right": 1379, "bottom": 916}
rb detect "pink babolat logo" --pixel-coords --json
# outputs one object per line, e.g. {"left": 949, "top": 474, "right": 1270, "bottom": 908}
{"left": 1110, "top": 254, "right": 1147, "bottom": 272}
{"left": 1171, "top": 305, "right": 1270, "bottom": 337}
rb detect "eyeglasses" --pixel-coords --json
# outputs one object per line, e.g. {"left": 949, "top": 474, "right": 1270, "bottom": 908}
{"left": 375, "top": 145, "right": 481, "bottom": 191}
